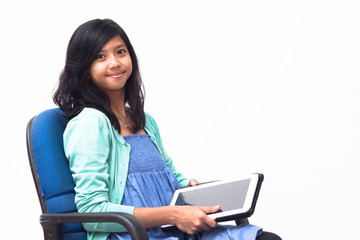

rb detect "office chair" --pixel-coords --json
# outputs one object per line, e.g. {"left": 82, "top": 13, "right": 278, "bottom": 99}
{"left": 26, "top": 108, "right": 149, "bottom": 240}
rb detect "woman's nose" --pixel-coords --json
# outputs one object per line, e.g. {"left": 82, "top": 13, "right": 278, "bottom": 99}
{"left": 109, "top": 55, "right": 120, "bottom": 69}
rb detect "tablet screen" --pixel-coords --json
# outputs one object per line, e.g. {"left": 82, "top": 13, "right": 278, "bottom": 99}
{"left": 173, "top": 178, "right": 251, "bottom": 212}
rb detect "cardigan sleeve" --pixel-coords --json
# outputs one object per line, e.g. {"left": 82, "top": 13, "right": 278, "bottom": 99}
{"left": 145, "top": 113, "right": 189, "bottom": 187}
{"left": 63, "top": 112, "right": 134, "bottom": 233}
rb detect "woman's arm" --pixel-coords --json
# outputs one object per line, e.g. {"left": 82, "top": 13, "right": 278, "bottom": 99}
{"left": 134, "top": 205, "right": 220, "bottom": 234}
{"left": 64, "top": 111, "right": 134, "bottom": 232}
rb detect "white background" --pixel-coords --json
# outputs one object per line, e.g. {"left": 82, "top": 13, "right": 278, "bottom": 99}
{"left": 1, "top": 0, "right": 359, "bottom": 239}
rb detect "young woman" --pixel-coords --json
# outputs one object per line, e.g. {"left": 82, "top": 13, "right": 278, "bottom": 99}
{"left": 53, "top": 19, "right": 281, "bottom": 240}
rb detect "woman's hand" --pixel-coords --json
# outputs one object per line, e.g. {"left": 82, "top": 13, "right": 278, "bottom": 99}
{"left": 188, "top": 178, "right": 199, "bottom": 186}
{"left": 171, "top": 205, "right": 220, "bottom": 235}
{"left": 134, "top": 204, "right": 220, "bottom": 233}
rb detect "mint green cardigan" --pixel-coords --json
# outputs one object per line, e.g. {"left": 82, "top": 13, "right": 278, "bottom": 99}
{"left": 63, "top": 108, "right": 189, "bottom": 240}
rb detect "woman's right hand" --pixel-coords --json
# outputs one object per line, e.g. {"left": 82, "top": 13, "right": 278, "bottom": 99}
{"left": 171, "top": 205, "right": 220, "bottom": 235}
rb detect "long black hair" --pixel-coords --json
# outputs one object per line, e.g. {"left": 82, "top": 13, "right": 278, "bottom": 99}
{"left": 53, "top": 19, "right": 145, "bottom": 134}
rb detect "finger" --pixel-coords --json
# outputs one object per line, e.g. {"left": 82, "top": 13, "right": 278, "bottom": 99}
{"left": 203, "top": 216, "right": 218, "bottom": 229}
{"left": 201, "top": 222, "right": 212, "bottom": 231}
{"left": 199, "top": 205, "right": 221, "bottom": 214}
{"left": 189, "top": 179, "right": 198, "bottom": 186}
{"left": 193, "top": 216, "right": 213, "bottom": 232}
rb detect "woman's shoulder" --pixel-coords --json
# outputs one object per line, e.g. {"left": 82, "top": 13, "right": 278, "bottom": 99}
{"left": 144, "top": 111, "right": 154, "bottom": 122}
{"left": 144, "top": 112, "right": 159, "bottom": 128}
{"left": 76, "top": 107, "right": 107, "bottom": 118}
{"left": 66, "top": 107, "right": 112, "bottom": 130}
{"left": 70, "top": 107, "right": 109, "bottom": 123}
{"left": 64, "top": 108, "right": 114, "bottom": 142}
{"left": 144, "top": 112, "right": 164, "bottom": 139}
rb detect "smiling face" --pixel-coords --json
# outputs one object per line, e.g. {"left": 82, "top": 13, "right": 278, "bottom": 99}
{"left": 89, "top": 35, "right": 133, "bottom": 97}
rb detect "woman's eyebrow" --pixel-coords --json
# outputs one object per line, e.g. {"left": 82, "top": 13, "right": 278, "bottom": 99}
{"left": 115, "top": 44, "right": 126, "bottom": 49}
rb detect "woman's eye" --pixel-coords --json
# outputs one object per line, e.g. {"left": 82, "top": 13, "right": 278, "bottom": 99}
{"left": 117, "top": 49, "right": 126, "bottom": 54}
{"left": 96, "top": 54, "right": 105, "bottom": 59}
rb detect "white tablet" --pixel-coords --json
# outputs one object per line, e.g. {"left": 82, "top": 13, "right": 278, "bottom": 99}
{"left": 167, "top": 173, "right": 263, "bottom": 224}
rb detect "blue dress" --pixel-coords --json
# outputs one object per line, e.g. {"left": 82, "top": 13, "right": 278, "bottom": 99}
{"left": 108, "top": 134, "right": 262, "bottom": 240}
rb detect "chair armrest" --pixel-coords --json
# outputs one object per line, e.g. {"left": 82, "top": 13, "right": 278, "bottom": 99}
{"left": 40, "top": 212, "right": 149, "bottom": 240}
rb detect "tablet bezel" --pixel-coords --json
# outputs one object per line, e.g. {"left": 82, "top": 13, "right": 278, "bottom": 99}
{"left": 169, "top": 173, "right": 263, "bottom": 221}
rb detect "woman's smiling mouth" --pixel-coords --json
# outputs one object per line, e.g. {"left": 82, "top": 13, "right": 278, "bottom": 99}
{"left": 107, "top": 72, "right": 124, "bottom": 78}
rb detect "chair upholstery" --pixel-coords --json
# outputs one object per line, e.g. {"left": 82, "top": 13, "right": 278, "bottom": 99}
{"left": 26, "top": 108, "right": 148, "bottom": 240}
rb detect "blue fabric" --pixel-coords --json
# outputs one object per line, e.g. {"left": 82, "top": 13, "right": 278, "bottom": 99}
{"left": 63, "top": 108, "right": 190, "bottom": 240}
{"left": 108, "top": 134, "right": 262, "bottom": 240}
{"left": 122, "top": 134, "right": 182, "bottom": 208}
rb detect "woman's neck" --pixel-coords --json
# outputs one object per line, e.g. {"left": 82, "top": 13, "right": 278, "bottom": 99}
{"left": 106, "top": 90, "right": 126, "bottom": 116}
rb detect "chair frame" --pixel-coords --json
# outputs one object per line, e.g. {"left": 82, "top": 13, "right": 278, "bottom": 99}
{"left": 26, "top": 114, "right": 149, "bottom": 240}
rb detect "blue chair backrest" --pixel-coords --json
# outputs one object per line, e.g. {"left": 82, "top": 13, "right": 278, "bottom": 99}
{"left": 28, "top": 108, "right": 87, "bottom": 240}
